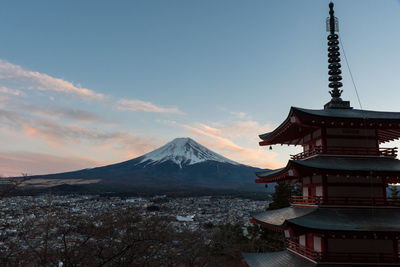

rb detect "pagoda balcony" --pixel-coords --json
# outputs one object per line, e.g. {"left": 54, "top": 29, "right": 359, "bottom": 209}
{"left": 286, "top": 239, "right": 322, "bottom": 262}
{"left": 290, "top": 146, "right": 398, "bottom": 160}
{"left": 290, "top": 196, "right": 400, "bottom": 207}
{"left": 286, "top": 239, "right": 400, "bottom": 264}
{"left": 324, "top": 252, "right": 400, "bottom": 264}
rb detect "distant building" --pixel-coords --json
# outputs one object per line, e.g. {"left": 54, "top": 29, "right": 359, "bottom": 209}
{"left": 242, "top": 2, "right": 400, "bottom": 267}
{"left": 176, "top": 215, "right": 195, "bottom": 222}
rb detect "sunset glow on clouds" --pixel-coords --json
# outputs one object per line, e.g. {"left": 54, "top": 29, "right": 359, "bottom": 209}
{"left": 117, "top": 99, "right": 183, "bottom": 114}
{"left": 1, "top": 1, "right": 399, "bottom": 176}
{"left": 181, "top": 122, "right": 282, "bottom": 169}
{"left": 0, "top": 58, "right": 281, "bottom": 176}
{"left": 0, "top": 60, "right": 104, "bottom": 100}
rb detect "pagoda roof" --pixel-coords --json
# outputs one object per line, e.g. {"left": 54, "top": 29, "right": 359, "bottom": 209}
{"left": 287, "top": 207, "right": 400, "bottom": 233}
{"left": 242, "top": 251, "right": 316, "bottom": 267}
{"left": 294, "top": 155, "right": 400, "bottom": 172}
{"left": 242, "top": 251, "right": 385, "bottom": 267}
{"left": 256, "top": 155, "right": 400, "bottom": 183}
{"left": 259, "top": 107, "right": 400, "bottom": 146}
{"left": 256, "top": 167, "right": 285, "bottom": 179}
{"left": 251, "top": 207, "right": 400, "bottom": 233}
{"left": 251, "top": 207, "right": 314, "bottom": 228}
{"left": 294, "top": 107, "right": 400, "bottom": 120}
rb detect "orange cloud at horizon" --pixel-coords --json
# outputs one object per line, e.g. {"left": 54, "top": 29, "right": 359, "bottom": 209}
{"left": 181, "top": 121, "right": 283, "bottom": 169}
{"left": 0, "top": 151, "right": 102, "bottom": 176}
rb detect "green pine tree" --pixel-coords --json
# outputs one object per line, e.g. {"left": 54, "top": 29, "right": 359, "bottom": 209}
{"left": 268, "top": 182, "right": 300, "bottom": 210}
{"left": 390, "top": 186, "right": 400, "bottom": 199}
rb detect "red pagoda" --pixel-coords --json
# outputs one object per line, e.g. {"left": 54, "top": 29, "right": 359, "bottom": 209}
{"left": 242, "top": 2, "right": 400, "bottom": 267}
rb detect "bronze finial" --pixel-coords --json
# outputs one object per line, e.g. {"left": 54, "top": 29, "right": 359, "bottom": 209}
{"left": 327, "top": 2, "right": 343, "bottom": 100}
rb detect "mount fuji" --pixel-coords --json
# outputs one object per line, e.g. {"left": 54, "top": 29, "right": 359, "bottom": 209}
{"left": 139, "top": 137, "right": 239, "bottom": 168}
{"left": 35, "top": 138, "right": 269, "bottom": 193}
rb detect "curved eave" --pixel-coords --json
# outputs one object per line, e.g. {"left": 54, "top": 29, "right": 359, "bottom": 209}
{"left": 294, "top": 107, "right": 400, "bottom": 144}
{"left": 250, "top": 218, "right": 285, "bottom": 232}
{"left": 259, "top": 107, "right": 317, "bottom": 146}
{"left": 259, "top": 107, "right": 400, "bottom": 145}
{"left": 286, "top": 208, "right": 400, "bottom": 233}
{"left": 291, "top": 156, "right": 400, "bottom": 176}
{"left": 256, "top": 156, "right": 400, "bottom": 183}
{"left": 242, "top": 251, "right": 316, "bottom": 267}
{"left": 295, "top": 107, "right": 400, "bottom": 121}
{"left": 252, "top": 207, "right": 400, "bottom": 234}
{"left": 250, "top": 207, "right": 315, "bottom": 231}
{"left": 255, "top": 166, "right": 298, "bottom": 183}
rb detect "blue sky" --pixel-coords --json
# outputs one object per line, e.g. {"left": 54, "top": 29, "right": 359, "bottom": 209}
{"left": 1, "top": 0, "right": 400, "bottom": 175}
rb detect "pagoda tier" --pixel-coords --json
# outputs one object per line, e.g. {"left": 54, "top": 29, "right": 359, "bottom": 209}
{"left": 250, "top": 207, "right": 400, "bottom": 233}
{"left": 242, "top": 2, "right": 400, "bottom": 266}
{"left": 247, "top": 207, "right": 400, "bottom": 265}
{"left": 249, "top": 207, "right": 313, "bottom": 230}
{"left": 255, "top": 156, "right": 400, "bottom": 207}
{"left": 243, "top": 248, "right": 400, "bottom": 267}
{"left": 242, "top": 251, "right": 315, "bottom": 267}
{"left": 259, "top": 107, "right": 400, "bottom": 146}
{"left": 241, "top": 252, "right": 386, "bottom": 267}
{"left": 256, "top": 155, "right": 400, "bottom": 182}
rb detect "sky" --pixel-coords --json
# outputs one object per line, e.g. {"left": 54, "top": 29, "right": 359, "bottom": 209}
{"left": 0, "top": 0, "right": 400, "bottom": 176}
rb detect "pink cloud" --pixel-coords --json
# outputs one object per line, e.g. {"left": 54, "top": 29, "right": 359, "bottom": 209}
{"left": 117, "top": 99, "right": 183, "bottom": 114}
{"left": 0, "top": 108, "right": 160, "bottom": 171}
{"left": 0, "top": 59, "right": 103, "bottom": 100}
{"left": 0, "top": 95, "right": 7, "bottom": 108}
{"left": 0, "top": 86, "right": 24, "bottom": 96}
{"left": 0, "top": 151, "right": 101, "bottom": 176}
{"left": 24, "top": 104, "right": 113, "bottom": 123}
{"left": 181, "top": 121, "right": 282, "bottom": 169}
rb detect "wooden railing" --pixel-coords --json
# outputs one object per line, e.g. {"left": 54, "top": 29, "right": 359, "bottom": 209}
{"left": 286, "top": 239, "right": 322, "bottom": 261}
{"left": 290, "top": 196, "right": 400, "bottom": 207}
{"left": 290, "top": 146, "right": 398, "bottom": 160}
{"left": 324, "top": 252, "right": 399, "bottom": 263}
{"left": 286, "top": 239, "right": 400, "bottom": 263}
{"left": 290, "top": 196, "right": 322, "bottom": 205}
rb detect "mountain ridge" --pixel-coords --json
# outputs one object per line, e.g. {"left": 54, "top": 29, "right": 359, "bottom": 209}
{"left": 139, "top": 137, "right": 240, "bottom": 168}
{"left": 32, "top": 138, "right": 270, "bottom": 193}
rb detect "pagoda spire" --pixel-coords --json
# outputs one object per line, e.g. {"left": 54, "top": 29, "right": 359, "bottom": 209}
{"left": 324, "top": 2, "right": 351, "bottom": 109}
{"left": 327, "top": 2, "right": 342, "bottom": 98}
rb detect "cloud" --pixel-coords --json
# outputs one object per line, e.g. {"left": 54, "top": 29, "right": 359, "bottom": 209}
{"left": 156, "top": 119, "right": 177, "bottom": 126}
{"left": 0, "top": 109, "right": 25, "bottom": 126}
{"left": 0, "top": 151, "right": 100, "bottom": 176}
{"left": 25, "top": 104, "right": 113, "bottom": 124}
{"left": 0, "top": 59, "right": 103, "bottom": 100}
{"left": 217, "top": 106, "right": 252, "bottom": 120}
{"left": 229, "top": 111, "right": 249, "bottom": 119}
{"left": 0, "top": 96, "right": 7, "bottom": 108}
{"left": 0, "top": 86, "right": 24, "bottom": 96}
{"left": 0, "top": 86, "right": 111, "bottom": 124}
{"left": 195, "top": 120, "right": 273, "bottom": 141}
{"left": 0, "top": 109, "right": 157, "bottom": 161}
{"left": 117, "top": 99, "right": 183, "bottom": 114}
{"left": 181, "top": 121, "right": 282, "bottom": 169}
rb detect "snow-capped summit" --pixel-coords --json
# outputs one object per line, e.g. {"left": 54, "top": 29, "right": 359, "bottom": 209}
{"left": 38, "top": 137, "right": 268, "bottom": 193}
{"left": 139, "top": 137, "right": 239, "bottom": 168}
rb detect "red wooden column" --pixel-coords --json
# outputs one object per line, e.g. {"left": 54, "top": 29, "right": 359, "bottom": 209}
{"left": 321, "top": 127, "right": 327, "bottom": 154}
{"left": 322, "top": 174, "right": 328, "bottom": 204}
{"left": 322, "top": 236, "right": 328, "bottom": 261}
{"left": 383, "top": 177, "right": 388, "bottom": 202}
{"left": 393, "top": 238, "right": 399, "bottom": 262}
{"left": 375, "top": 128, "right": 379, "bottom": 155}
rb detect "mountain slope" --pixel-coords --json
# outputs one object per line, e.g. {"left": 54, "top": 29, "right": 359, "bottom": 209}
{"left": 38, "top": 138, "right": 270, "bottom": 193}
{"left": 139, "top": 137, "right": 239, "bottom": 167}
